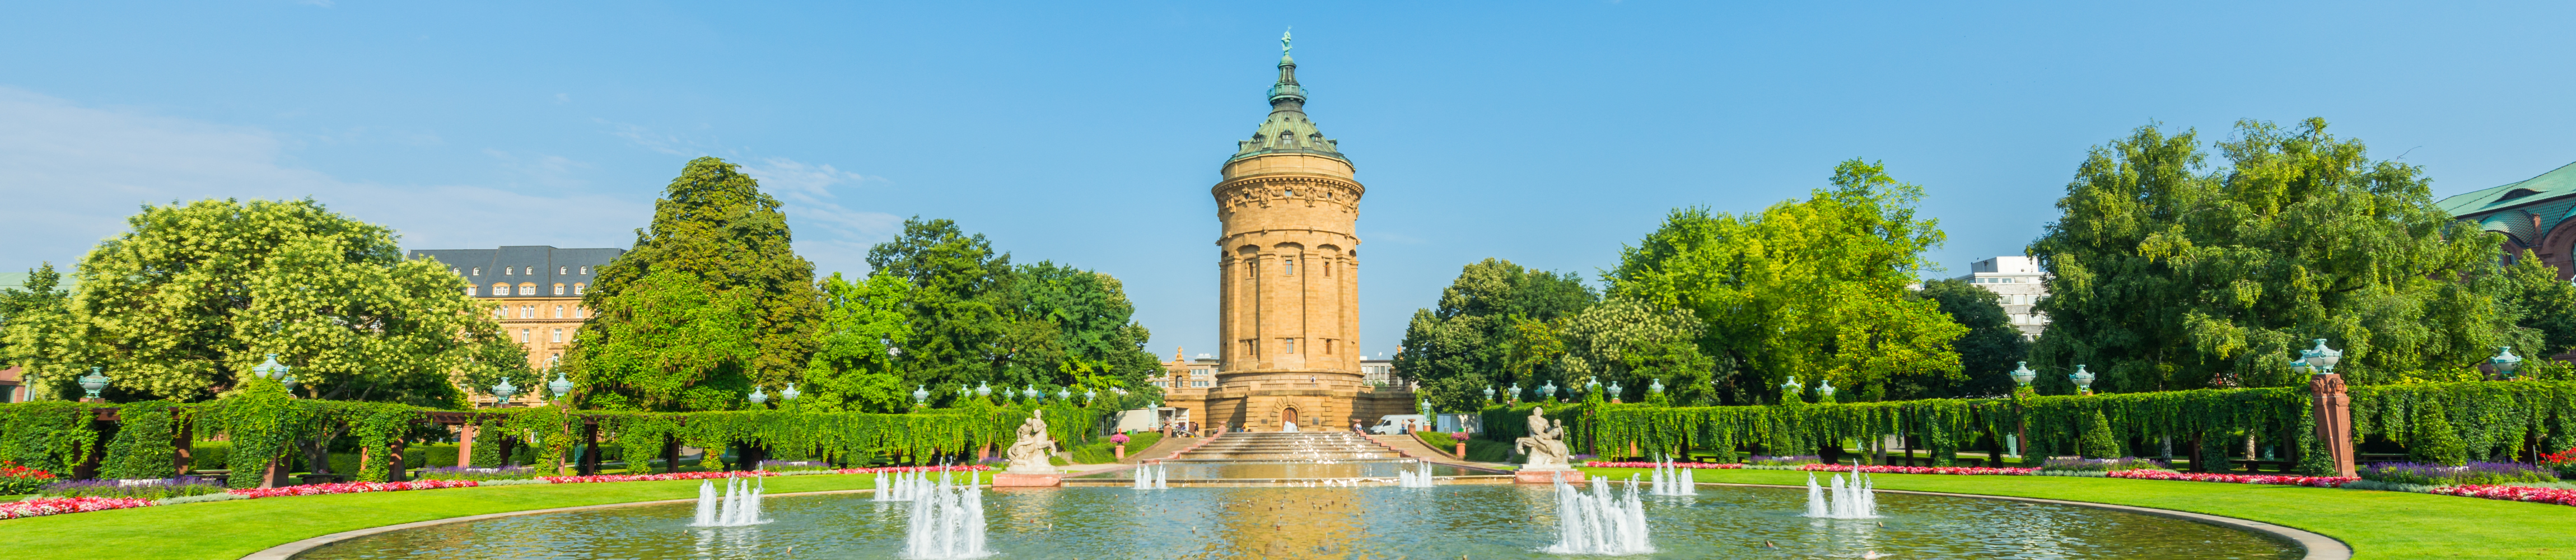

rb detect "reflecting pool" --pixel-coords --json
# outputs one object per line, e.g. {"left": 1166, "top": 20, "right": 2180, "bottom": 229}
{"left": 293, "top": 484, "right": 2300, "bottom": 559}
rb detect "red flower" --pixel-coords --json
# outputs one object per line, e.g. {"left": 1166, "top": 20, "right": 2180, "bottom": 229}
{"left": 0, "top": 496, "right": 155, "bottom": 519}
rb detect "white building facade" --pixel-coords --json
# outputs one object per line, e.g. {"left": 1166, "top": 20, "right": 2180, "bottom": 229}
{"left": 1953, "top": 256, "right": 2049, "bottom": 339}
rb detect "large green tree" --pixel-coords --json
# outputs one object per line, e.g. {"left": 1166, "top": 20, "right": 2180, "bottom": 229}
{"left": 1001, "top": 261, "right": 1163, "bottom": 394}
{"left": 572, "top": 157, "right": 825, "bottom": 410}
{"left": 1907, "top": 279, "right": 2031, "bottom": 399}
{"left": 865, "top": 217, "right": 1012, "bottom": 394}
{"left": 1393, "top": 258, "right": 1598, "bottom": 410}
{"left": 2028, "top": 119, "right": 2527, "bottom": 391}
{"left": 800, "top": 272, "right": 914, "bottom": 412}
{"left": 1608, "top": 159, "right": 1965, "bottom": 403}
{"left": 1552, "top": 298, "right": 1717, "bottom": 405}
{"left": 0, "top": 264, "right": 76, "bottom": 399}
{"left": 857, "top": 218, "right": 1161, "bottom": 403}
{"left": 6, "top": 199, "right": 514, "bottom": 405}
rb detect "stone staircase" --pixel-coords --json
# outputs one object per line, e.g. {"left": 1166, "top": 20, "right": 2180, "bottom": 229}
{"left": 1169, "top": 431, "right": 1402, "bottom": 461}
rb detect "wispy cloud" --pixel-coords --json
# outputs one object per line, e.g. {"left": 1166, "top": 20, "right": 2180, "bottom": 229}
{"left": 595, "top": 118, "right": 697, "bottom": 156}
{"left": 0, "top": 86, "right": 643, "bottom": 263}
{"left": 739, "top": 156, "right": 903, "bottom": 276}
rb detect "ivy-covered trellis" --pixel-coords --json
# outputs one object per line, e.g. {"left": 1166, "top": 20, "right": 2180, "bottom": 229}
{"left": 1476, "top": 380, "right": 2576, "bottom": 475}
{"left": 0, "top": 382, "right": 1122, "bottom": 488}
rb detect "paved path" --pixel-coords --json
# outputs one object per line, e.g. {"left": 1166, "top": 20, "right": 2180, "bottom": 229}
{"left": 1366, "top": 433, "right": 1518, "bottom": 470}
{"left": 1116, "top": 435, "right": 1199, "bottom": 464}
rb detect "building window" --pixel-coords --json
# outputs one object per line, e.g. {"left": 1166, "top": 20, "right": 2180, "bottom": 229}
{"left": 518, "top": 329, "right": 530, "bottom": 343}
{"left": 1242, "top": 339, "right": 1257, "bottom": 357}
{"left": 492, "top": 283, "right": 508, "bottom": 296}
{"left": 552, "top": 328, "right": 564, "bottom": 343}
{"left": 1281, "top": 338, "right": 1296, "bottom": 353}
{"left": 1248, "top": 259, "right": 1259, "bottom": 278}
{"left": 493, "top": 306, "right": 505, "bottom": 320}
{"left": 472, "top": 267, "right": 482, "bottom": 276}
{"left": 449, "top": 267, "right": 459, "bottom": 274}
{"left": 580, "top": 266, "right": 590, "bottom": 274}
{"left": 1284, "top": 257, "right": 1295, "bottom": 276}
{"left": 465, "top": 286, "right": 477, "bottom": 296}
{"left": 573, "top": 283, "right": 585, "bottom": 295}
{"left": 521, "top": 305, "right": 534, "bottom": 319}
{"left": 1193, "top": 380, "right": 1211, "bottom": 388}
{"left": 518, "top": 283, "right": 536, "bottom": 296}
{"left": 1324, "top": 339, "right": 1334, "bottom": 354}
{"left": 553, "top": 283, "right": 566, "bottom": 296}
{"left": 554, "top": 305, "right": 565, "bottom": 318}
{"left": 1192, "top": 368, "right": 1211, "bottom": 378}
{"left": 559, "top": 267, "right": 568, "bottom": 275}
{"left": 506, "top": 267, "right": 515, "bottom": 276}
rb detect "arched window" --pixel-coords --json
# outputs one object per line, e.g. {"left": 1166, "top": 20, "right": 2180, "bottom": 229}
{"left": 573, "top": 283, "right": 586, "bottom": 295}
{"left": 1248, "top": 258, "right": 1260, "bottom": 278}
{"left": 518, "top": 283, "right": 536, "bottom": 296}
{"left": 558, "top": 267, "right": 568, "bottom": 275}
{"left": 517, "top": 329, "right": 529, "bottom": 343}
{"left": 472, "top": 267, "right": 482, "bottom": 276}
{"left": 554, "top": 305, "right": 564, "bottom": 318}
{"left": 492, "top": 283, "right": 508, "bottom": 296}
{"left": 505, "top": 267, "right": 515, "bottom": 276}
{"left": 580, "top": 266, "right": 590, "bottom": 274}
{"left": 465, "top": 286, "right": 477, "bottom": 296}
{"left": 552, "top": 328, "right": 564, "bottom": 343}
{"left": 553, "top": 283, "right": 566, "bottom": 296}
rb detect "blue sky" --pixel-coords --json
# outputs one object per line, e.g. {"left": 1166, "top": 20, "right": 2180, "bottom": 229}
{"left": 6, "top": 1, "right": 2573, "bottom": 360}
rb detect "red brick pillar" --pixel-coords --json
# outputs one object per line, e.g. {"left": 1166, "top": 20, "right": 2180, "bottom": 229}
{"left": 2308, "top": 374, "right": 2355, "bottom": 478}
{"left": 455, "top": 423, "right": 477, "bottom": 468}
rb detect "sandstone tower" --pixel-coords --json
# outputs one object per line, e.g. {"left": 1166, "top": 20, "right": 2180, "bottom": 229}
{"left": 1194, "top": 33, "right": 1412, "bottom": 432}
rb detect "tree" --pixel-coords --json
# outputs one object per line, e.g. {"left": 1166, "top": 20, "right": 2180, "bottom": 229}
{"left": 1003, "top": 262, "right": 1164, "bottom": 395}
{"left": 573, "top": 157, "right": 825, "bottom": 410}
{"left": 1608, "top": 159, "right": 1965, "bottom": 403}
{"left": 11, "top": 198, "right": 509, "bottom": 405}
{"left": 801, "top": 272, "right": 913, "bottom": 413}
{"left": 2028, "top": 119, "right": 2526, "bottom": 391}
{"left": 1907, "top": 279, "right": 2032, "bottom": 399}
{"left": 865, "top": 217, "right": 1012, "bottom": 394}
{"left": 1553, "top": 298, "right": 1717, "bottom": 405}
{"left": 0, "top": 263, "right": 75, "bottom": 400}
{"left": 1393, "top": 258, "right": 1599, "bottom": 411}
{"left": 2495, "top": 250, "right": 2576, "bottom": 379}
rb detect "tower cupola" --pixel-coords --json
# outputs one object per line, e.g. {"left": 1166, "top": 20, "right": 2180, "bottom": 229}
{"left": 1233, "top": 30, "right": 1343, "bottom": 164}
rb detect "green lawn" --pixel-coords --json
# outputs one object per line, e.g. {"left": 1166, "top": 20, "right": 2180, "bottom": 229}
{"left": 0, "top": 474, "right": 881, "bottom": 560}
{"left": 1577, "top": 467, "right": 2574, "bottom": 560}
{"left": 7, "top": 468, "right": 2565, "bottom": 559}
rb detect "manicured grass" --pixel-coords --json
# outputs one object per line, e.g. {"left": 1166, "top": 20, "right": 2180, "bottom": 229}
{"left": 1578, "top": 467, "right": 2574, "bottom": 560}
{"left": 0, "top": 474, "right": 881, "bottom": 560}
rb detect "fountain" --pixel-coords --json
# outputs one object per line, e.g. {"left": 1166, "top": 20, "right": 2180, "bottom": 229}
{"left": 1647, "top": 456, "right": 1695, "bottom": 496}
{"left": 903, "top": 470, "right": 989, "bottom": 559}
{"left": 1544, "top": 475, "right": 1653, "bottom": 555}
{"left": 1394, "top": 460, "right": 1436, "bottom": 488}
{"left": 1131, "top": 462, "right": 1169, "bottom": 489}
{"left": 1804, "top": 466, "right": 1878, "bottom": 519}
{"left": 690, "top": 475, "right": 768, "bottom": 527}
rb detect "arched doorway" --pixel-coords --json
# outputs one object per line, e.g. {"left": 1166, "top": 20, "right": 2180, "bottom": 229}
{"left": 1281, "top": 407, "right": 1300, "bottom": 432}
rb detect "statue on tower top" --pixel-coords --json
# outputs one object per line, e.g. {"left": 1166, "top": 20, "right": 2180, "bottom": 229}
{"left": 1281, "top": 29, "right": 1292, "bottom": 55}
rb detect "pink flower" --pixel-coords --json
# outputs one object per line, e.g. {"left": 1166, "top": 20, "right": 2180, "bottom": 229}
{"left": 1111, "top": 434, "right": 1130, "bottom": 444}
{"left": 2104, "top": 470, "right": 2355, "bottom": 488}
{"left": 0, "top": 496, "right": 156, "bottom": 519}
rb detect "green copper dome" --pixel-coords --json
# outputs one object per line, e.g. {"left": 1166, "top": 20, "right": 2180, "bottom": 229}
{"left": 1231, "top": 33, "right": 1344, "bottom": 164}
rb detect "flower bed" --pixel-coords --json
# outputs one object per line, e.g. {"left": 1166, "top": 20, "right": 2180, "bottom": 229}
{"left": 2428, "top": 484, "right": 2576, "bottom": 507}
{"left": 41, "top": 477, "right": 229, "bottom": 500}
{"left": 2106, "top": 469, "right": 2356, "bottom": 488}
{"left": 0, "top": 496, "right": 156, "bottom": 519}
{"left": 2359, "top": 461, "right": 2559, "bottom": 487}
{"left": 1, "top": 460, "right": 58, "bottom": 495}
{"left": 828, "top": 465, "right": 992, "bottom": 475}
{"left": 2038, "top": 456, "right": 2171, "bottom": 473}
{"left": 538, "top": 470, "right": 780, "bottom": 484}
{"left": 227, "top": 479, "right": 482, "bottom": 498}
{"left": 413, "top": 466, "right": 538, "bottom": 482}
{"left": 1581, "top": 461, "right": 1745, "bottom": 469}
{"left": 1798, "top": 464, "right": 2039, "bottom": 476}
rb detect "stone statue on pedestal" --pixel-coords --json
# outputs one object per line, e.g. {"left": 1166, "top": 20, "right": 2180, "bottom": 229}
{"left": 1006, "top": 409, "right": 1060, "bottom": 474}
{"left": 1515, "top": 407, "right": 1571, "bottom": 470}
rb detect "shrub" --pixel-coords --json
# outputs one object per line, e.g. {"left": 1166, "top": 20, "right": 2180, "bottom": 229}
{"left": 755, "top": 460, "right": 830, "bottom": 473}
{"left": 2359, "top": 461, "right": 2557, "bottom": 487}
{"left": 40, "top": 477, "right": 228, "bottom": 501}
{"left": 1068, "top": 432, "right": 1161, "bottom": 464}
{"left": 1, "top": 460, "right": 58, "bottom": 495}
{"left": 2038, "top": 456, "right": 2171, "bottom": 472}
{"left": 2407, "top": 405, "right": 2468, "bottom": 466}
{"left": 187, "top": 441, "right": 232, "bottom": 472}
{"left": 2078, "top": 411, "right": 2120, "bottom": 459}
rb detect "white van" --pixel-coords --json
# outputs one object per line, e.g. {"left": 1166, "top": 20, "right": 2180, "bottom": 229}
{"left": 1368, "top": 414, "right": 1429, "bottom": 435}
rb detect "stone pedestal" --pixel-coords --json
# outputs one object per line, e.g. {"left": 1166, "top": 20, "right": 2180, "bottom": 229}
{"left": 2308, "top": 374, "right": 2355, "bottom": 477}
{"left": 1515, "top": 469, "right": 1578, "bottom": 484}
{"left": 992, "top": 473, "right": 1063, "bottom": 487}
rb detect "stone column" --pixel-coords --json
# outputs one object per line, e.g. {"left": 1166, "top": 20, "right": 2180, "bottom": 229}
{"left": 2308, "top": 374, "right": 2355, "bottom": 477}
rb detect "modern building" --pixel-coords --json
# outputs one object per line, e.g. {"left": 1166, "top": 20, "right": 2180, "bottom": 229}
{"left": 1952, "top": 256, "right": 2050, "bottom": 339}
{"left": 405, "top": 246, "right": 626, "bottom": 382}
{"left": 1360, "top": 359, "right": 1395, "bottom": 386}
{"left": 1167, "top": 38, "right": 1414, "bottom": 434}
{"left": 2437, "top": 161, "right": 2576, "bottom": 279}
{"left": 1, "top": 366, "right": 23, "bottom": 403}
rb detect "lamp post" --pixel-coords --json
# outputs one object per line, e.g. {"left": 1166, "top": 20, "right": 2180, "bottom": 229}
{"left": 1508, "top": 382, "right": 1522, "bottom": 403}
{"left": 491, "top": 378, "right": 517, "bottom": 408}
{"left": 781, "top": 383, "right": 801, "bottom": 402}
{"left": 2009, "top": 362, "right": 2037, "bottom": 388}
{"left": 1057, "top": 387, "right": 1072, "bottom": 403}
{"left": 77, "top": 367, "right": 109, "bottom": 403}
{"left": 2069, "top": 365, "right": 2096, "bottom": 395}
{"left": 1084, "top": 388, "right": 1098, "bottom": 405}
{"left": 2288, "top": 357, "right": 2309, "bottom": 377}
{"left": 1606, "top": 381, "right": 1623, "bottom": 403}
{"left": 548, "top": 373, "right": 573, "bottom": 404}
{"left": 1584, "top": 376, "right": 1602, "bottom": 399}
{"left": 1817, "top": 379, "right": 1836, "bottom": 403}
{"left": 1482, "top": 385, "right": 1495, "bottom": 404}
{"left": 974, "top": 381, "right": 992, "bottom": 400}
{"left": 913, "top": 385, "right": 930, "bottom": 409}
{"left": 1024, "top": 385, "right": 1041, "bottom": 402}
{"left": 748, "top": 387, "right": 769, "bottom": 407}
{"left": 2491, "top": 347, "right": 2523, "bottom": 380}
{"left": 1539, "top": 380, "right": 1557, "bottom": 402}
{"left": 1648, "top": 378, "right": 1664, "bottom": 396}
{"left": 2299, "top": 339, "right": 2342, "bottom": 376}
